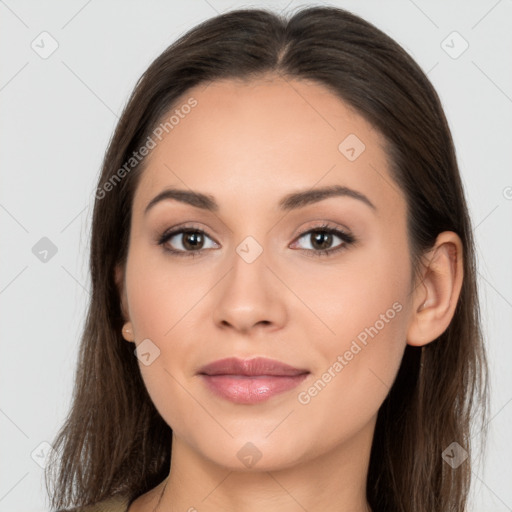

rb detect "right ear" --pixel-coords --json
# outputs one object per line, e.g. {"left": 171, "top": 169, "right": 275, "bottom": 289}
{"left": 115, "top": 263, "right": 129, "bottom": 322}
{"left": 115, "top": 263, "right": 135, "bottom": 342}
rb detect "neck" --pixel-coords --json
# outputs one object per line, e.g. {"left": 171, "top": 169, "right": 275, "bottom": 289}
{"left": 153, "top": 418, "right": 375, "bottom": 512}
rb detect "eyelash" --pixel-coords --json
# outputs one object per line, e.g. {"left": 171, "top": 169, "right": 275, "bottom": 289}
{"left": 157, "top": 223, "right": 356, "bottom": 259}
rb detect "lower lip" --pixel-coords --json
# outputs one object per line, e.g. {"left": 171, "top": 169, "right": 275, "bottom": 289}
{"left": 200, "top": 374, "right": 309, "bottom": 404}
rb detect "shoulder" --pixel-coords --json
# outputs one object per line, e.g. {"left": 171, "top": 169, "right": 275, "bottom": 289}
{"left": 57, "top": 494, "right": 131, "bottom": 512}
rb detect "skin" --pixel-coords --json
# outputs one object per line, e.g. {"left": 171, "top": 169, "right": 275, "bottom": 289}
{"left": 116, "top": 75, "right": 463, "bottom": 512}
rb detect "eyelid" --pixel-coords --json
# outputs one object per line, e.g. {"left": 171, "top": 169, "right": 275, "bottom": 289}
{"left": 290, "top": 218, "right": 352, "bottom": 237}
{"left": 158, "top": 221, "right": 217, "bottom": 240}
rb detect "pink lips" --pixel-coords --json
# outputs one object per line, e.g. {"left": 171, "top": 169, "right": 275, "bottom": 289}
{"left": 198, "top": 357, "right": 309, "bottom": 404}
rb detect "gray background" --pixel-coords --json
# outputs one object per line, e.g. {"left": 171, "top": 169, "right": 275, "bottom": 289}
{"left": 1, "top": 0, "right": 511, "bottom": 510}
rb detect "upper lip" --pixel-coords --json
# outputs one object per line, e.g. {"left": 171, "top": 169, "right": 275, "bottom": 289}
{"left": 198, "top": 357, "right": 309, "bottom": 377}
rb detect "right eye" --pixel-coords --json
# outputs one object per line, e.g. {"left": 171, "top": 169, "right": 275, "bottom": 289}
{"left": 158, "top": 227, "right": 219, "bottom": 257}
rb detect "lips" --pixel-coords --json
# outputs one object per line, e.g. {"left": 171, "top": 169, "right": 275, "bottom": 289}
{"left": 198, "top": 357, "right": 309, "bottom": 377}
{"left": 198, "top": 357, "right": 310, "bottom": 404}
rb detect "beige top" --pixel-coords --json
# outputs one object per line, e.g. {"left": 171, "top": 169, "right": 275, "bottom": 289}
{"left": 61, "top": 495, "right": 132, "bottom": 512}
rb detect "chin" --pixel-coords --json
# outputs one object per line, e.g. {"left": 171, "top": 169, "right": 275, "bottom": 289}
{"left": 193, "top": 436, "right": 310, "bottom": 473}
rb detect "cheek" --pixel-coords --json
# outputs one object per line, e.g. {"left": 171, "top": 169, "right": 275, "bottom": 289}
{"left": 124, "top": 251, "right": 211, "bottom": 429}
{"left": 125, "top": 248, "right": 206, "bottom": 340}
{"left": 289, "top": 288, "right": 408, "bottom": 457}
{"left": 291, "top": 237, "right": 410, "bottom": 418}
{"left": 290, "top": 231, "right": 410, "bottom": 349}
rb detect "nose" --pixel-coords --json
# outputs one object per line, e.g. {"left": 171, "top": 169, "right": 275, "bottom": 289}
{"left": 212, "top": 243, "right": 288, "bottom": 335}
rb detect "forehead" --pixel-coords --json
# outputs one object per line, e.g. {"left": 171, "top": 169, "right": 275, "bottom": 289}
{"left": 132, "top": 76, "right": 401, "bottom": 217}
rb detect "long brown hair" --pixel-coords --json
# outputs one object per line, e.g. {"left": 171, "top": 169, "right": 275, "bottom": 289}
{"left": 46, "top": 6, "right": 488, "bottom": 511}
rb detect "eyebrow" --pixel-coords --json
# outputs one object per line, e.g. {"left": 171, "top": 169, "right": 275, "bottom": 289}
{"left": 144, "top": 184, "right": 376, "bottom": 215}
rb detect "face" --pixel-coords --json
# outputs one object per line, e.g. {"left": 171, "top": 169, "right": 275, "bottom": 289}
{"left": 117, "top": 75, "right": 416, "bottom": 472}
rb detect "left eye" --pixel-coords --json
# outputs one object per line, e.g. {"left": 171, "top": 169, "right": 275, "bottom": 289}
{"left": 291, "top": 227, "right": 354, "bottom": 254}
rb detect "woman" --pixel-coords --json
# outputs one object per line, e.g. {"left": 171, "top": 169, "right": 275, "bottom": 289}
{"left": 46, "top": 5, "right": 488, "bottom": 512}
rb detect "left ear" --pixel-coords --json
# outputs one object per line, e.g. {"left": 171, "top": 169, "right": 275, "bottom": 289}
{"left": 407, "top": 231, "right": 464, "bottom": 347}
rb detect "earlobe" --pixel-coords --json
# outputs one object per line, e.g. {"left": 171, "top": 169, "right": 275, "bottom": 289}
{"left": 122, "top": 322, "right": 135, "bottom": 342}
{"left": 407, "top": 231, "right": 464, "bottom": 347}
